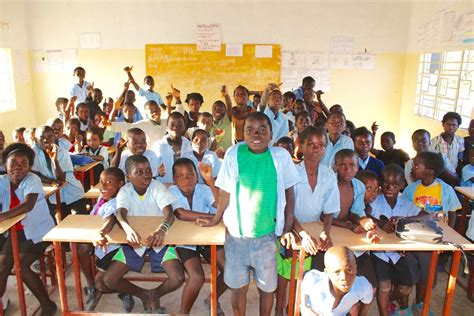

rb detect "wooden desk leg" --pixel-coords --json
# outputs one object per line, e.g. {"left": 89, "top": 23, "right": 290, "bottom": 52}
{"left": 458, "top": 195, "right": 470, "bottom": 234}
{"left": 287, "top": 250, "right": 298, "bottom": 316}
{"left": 210, "top": 245, "right": 217, "bottom": 316}
{"left": 89, "top": 169, "right": 95, "bottom": 187}
{"left": 422, "top": 251, "right": 439, "bottom": 316}
{"left": 442, "top": 251, "right": 462, "bottom": 316}
{"left": 53, "top": 241, "right": 69, "bottom": 313}
{"left": 71, "top": 243, "right": 84, "bottom": 310}
{"left": 10, "top": 228, "right": 27, "bottom": 316}
{"left": 55, "top": 190, "right": 63, "bottom": 222}
{"left": 294, "top": 249, "right": 306, "bottom": 316}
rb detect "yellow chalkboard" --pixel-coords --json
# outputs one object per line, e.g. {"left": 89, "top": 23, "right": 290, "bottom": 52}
{"left": 145, "top": 44, "right": 281, "bottom": 111}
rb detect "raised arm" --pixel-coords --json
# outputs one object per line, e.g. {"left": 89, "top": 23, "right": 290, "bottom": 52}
{"left": 109, "top": 81, "right": 131, "bottom": 122}
{"left": 221, "top": 85, "right": 232, "bottom": 118}
{"left": 110, "top": 138, "right": 127, "bottom": 168}
{"left": 124, "top": 66, "right": 140, "bottom": 91}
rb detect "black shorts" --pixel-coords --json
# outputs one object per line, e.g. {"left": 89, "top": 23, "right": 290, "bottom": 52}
{"left": 95, "top": 248, "right": 120, "bottom": 271}
{"left": 0, "top": 231, "right": 49, "bottom": 257}
{"left": 371, "top": 254, "right": 414, "bottom": 286}
{"left": 176, "top": 245, "right": 223, "bottom": 264}
{"left": 310, "top": 251, "right": 325, "bottom": 271}
{"left": 405, "top": 251, "right": 437, "bottom": 286}
{"left": 356, "top": 252, "right": 377, "bottom": 288}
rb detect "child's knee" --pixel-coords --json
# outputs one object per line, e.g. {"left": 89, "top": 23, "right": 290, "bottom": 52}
{"left": 378, "top": 280, "right": 392, "bottom": 294}
{"left": 103, "top": 271, "right": 119, "bottom": 289}
{"left": 397, "top": 285, "right": 412, "bottom": 296}
{"left": 0, "top": 256, "right": 13, "bottom": 275}
{"left": 94, "top": 273, "right": 108, "bottom": 292}
{"left": 188, "top": 269, "right": 205, "bottom": 285}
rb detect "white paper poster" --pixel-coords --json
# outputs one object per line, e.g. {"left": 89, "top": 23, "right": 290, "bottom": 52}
{"left": 282, "top": 51, "right": 306, "bottom": 68}
{"left": 330, "top": 36, "right": 354, "bottom": 53}
{"left": 32, "top": 50, "right": 46, "bottom": 73}
{"left": 196, "top": 24, "right": 221, "bottom": 51}
{"left": 306, "top": 52, "right": 329, "bottom": 69}
{"left": 329, "top": 54, "right": 354, "bottom": 70}
{"left": 62, "top": 49, "right": 78, "bottom": 73}
{"left": 80, "top": 32, "right": 101, "bottom": 49}
{"left": 46, "top": 50, "right": 64, "bottom": 72}
{"left": 255, "top": 45, "right": 273, "bottom": 58}
{"left": 352, "top": 53, "right": 376, "bottom": 70}
{"left": 12, "top": 49, "right": 30, "bottom": 84}
{"left": 225, "top": 44, "right": 243, "bottom": 57}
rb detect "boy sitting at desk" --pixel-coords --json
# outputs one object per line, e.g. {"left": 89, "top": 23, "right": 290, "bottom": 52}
{"left": 331, "top": 149, "right": 378, "bottom": 306}
{"left": 103, "top": 155, "right": 183, "bottom": 313}
{"left": 276, "top": 126, "right": 339, "bottom": 316}
{"left": 197, "top": 112, "right": 300, "bottom": 316}
{"left": 168, "top": 158, "right": 227, "bottom": 314}
{"left": 0, "top": 143, "right": 57, "bottom": 315}
{"left": 301, "top": 246, "right": 373, "bottom": 316}
{"left": 76, "top": 167, "right": 135, "bottom": 312}
{"left": 370, "top": 164, "right": 420, "bottom": 316}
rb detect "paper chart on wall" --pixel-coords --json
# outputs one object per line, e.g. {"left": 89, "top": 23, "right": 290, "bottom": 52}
{"left": 80, "top": 32, "right": 101, "bottom": 49}
{"left": 352, "top": 53, "right": 376, "bottom": 70}
{"left": 282, "top": 50, "right": 306, "bottom": 69}
{"left": 196, "top": 24, "right": 221, "bottom": 51}
{"left": 46, "top": 50, "right": 63, "bottom": 72}
{"left": 329, "top": 54, "right": 354, "bottom": 70}
{"left": 306, "top": 52, "right": 329, "bottom": 69}
{"left": 255, "top": 45, "right": 273, "bottom": 58}
{"left": 12, "top": 49, "right": 30, "bottom": 84}
{"left": 62, "top": 49, "right": 78, "bottom": 73}
{"left": 32, "top": 50, "right": 46, "bottom": 73}
{"left": 330, "top": 36, "right": 354, "bottom": 54}
{"left": 225, "top": 44, "right": 243, "bottom": 57}
{"left": 281, "top": 68, "right": 332, "bottom": 93}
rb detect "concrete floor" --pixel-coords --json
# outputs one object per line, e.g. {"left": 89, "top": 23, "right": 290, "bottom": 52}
{"left": 3, "top": 259, "right": 474, "bottom": 315}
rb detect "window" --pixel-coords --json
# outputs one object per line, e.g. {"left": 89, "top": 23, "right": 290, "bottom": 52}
{"left": 415, "top": 50, "right": 474, "bottom": 129}
{"left": 0, "top": 48, "right": 16, "bottom": 113}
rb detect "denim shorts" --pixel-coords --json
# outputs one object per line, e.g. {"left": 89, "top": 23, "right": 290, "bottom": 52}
{"left": 224, "top": 233, "right": 278, "bottom": 293}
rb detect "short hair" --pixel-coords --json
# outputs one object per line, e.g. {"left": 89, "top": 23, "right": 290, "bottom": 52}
{"left": 269, "top": 89, "right": 282, "bottom": 97}
{"left": 67, "top": 118, "right": 81, "bottom": 129}
{"left": 122, "top": 102, "right": 135, "bottom": 109}
{"left": 14, "top": 127, "right": 26, "bottom": 134}
{"left": 191, "top": 128, "right": 209, "bottom": 140}
{"left": 442, "top": 111, "right": 462, "bottom": 125}
{"left": 172, "top": 157, "right": 197, "bottom": 177}
{"left": 94, "top": 110, "right": 106, "bottom": 118}
{"left": 352, "top": 126, "right": 373, "bottom": 141}
{"left": 302, "top": 76, "right": 315, "bottom": 85}
{"left": 143, "top": 75, "right": 153, "bottom": 83}
{"left": 381, "top": 131, "right": 395, "bottom": 141}
{"left": 55, "top": 97, "right": 68, "bottom": 106}
{"left": 416, "top": 151, "right": 445, "bottom": 177}
{"left": 345, "top": 120, "right": 355, "bottom": 135}
{"left": 125, "top": 155, "right": 150, "bottom": 174}
{"left": 144, "top": 100, "right": 159, "bottom": 109}
{"left": 355, "top": 170, "right": 379, "bottom": 184}
{"left": 167, "top": 111, "right": 186, "bottom": 124}
{"left": 86, "top": 127, "right": 104, "bottom": 141}
{"left": 102, "top": 167, "right": 125, "bottom": 183}
{"left": 126, "top": 127, "right": 145, "bottom": 138}
{"left": 275, "top": 136, "right": 295, "bottom": 147}
{"left": 36, "top": 125, "right": 54, "bottom": 136}
{"left": 199, "top": 112, "right": 213, "bottom": 120}
{"left": 327, "top": 111, "right": 346, "bottom": 121}
{"left": 283, "top": 91, "right": 296, "bottom": 101}
{"left": 381, "top": 163, "right": 405, "bottom": 181}
{"left": 295, "top": 111, "right": 310, "bottom": 122}
{"left": 329, "top": 104, "right": 343, "bottom": 113}
{"left": 233, "top": 85, "right": 249, "bottom": 96}
{"left": 335, "top": 149, "right": 358, "bottom": 163}
{"left": 253, "top": 94, "right": 261, "bottom": 99}
{"left": 93, "top": 88, "right": 102, "bottom": 95}
{"left": 76, "top": 102, "right": 88, "bottom": 110}
{"left": 73, "top": 66, "right": 85, "bottom": 75}
{"left": 185, "top": 92, "right": 204, "bottom": 104}
{"left": 2, "top": 142, "right": 35, "bottom": 167}
{"left": 244, "top": 111, "right": 272, "bottom": 132}
{"left": 412, "top": 129, "right": 430, "bottom": 140}
{"left": 212, "top": 100, "right": 226, "bottom": 108}
{"left": 51, "top": 118, "right": 63, "bottom": 126}
{"left": 299, "top": 126, "right": 328, "bottom": 145}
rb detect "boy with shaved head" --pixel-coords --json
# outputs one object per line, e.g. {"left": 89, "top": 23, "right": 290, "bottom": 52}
{"left": 301, "top": 246, "right": 373, "bottom": 316}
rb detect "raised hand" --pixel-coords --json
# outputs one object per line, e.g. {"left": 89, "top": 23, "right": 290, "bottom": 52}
{"left": 198, "top": 162, "right": 213, "bottom": 183}
{"left": 117, "top": 138, "right": 128, "bottom": 150}
{"left": 170, "top": 84, "right": 181, "bottom": 99}
{"left": 123, "top": 66, "right": 133, "bottom": 73}
{"left": 221, "top": 85, "right": 228, "bottom": 97}
{"left": 158, "top": 163, "right": 166, "bottom": 177}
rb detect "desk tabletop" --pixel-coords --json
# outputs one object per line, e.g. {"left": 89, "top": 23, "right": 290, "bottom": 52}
{"left": 0, "top": 214, "right": 26, "bottom": 234}
{"left": 43, "top": 185, "right": 60, "bottom": 198}
{"left": 455, "top": 186, "right": 474, "bottom": 200}
{"left": 301, "top": 221, "right": 474, "bottom": 251}
{"left": 74, "top": 161, "right": 101, "bottom": 172}
{"left": 43, "top": 215, "right": 226, "bottom": 245}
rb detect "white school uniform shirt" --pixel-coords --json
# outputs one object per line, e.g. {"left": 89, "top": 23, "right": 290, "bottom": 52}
{"left": 168, "top": 184, "right": 216, "bottom": 250}
{"left": 90, "top": 196, "right": 119, "bottom": 259}
{"left": 79, "top": 119, "right": 90, "bottom": 132}
{"left": 70, "top": 81, "right": 91, "bottom": 103}
{"left": 182, "top": 150, "right": 222, "bottom": 184}
{"left": 301, "top": 270, "right": 373, "bottom": 316}
{"left": 430, "top": 134, "right": 464, "bottom": 169}
{"left": 404, "top": 155, "right": 455, "bottom": 185}
{"left": 138, "top": 87, "right": 165, "bottom": 118}
{"left": 216, "top": 143, "right": 300, "bottom": 237}
{"left": 118, "top": 149, "right": 161, "bottom": 178}
{"left": 461, "top": 164, "right": 474, "bottom": 187}
{"left": 116, "top": 180, "right": 176, "bottom": 255}
{"left": 81, "top": 145, "right": 109, "bottom": 169}
{"left": 132, "top": 118, "right": 167, "bottom": 145}
{"left": 152, "top": 136, "right": 193, "bottom": 184}
{"left": 332, "top": 178, "right": 366, "bottom": 219}
{"left": 57, "top": 138, "right": 73, "bottom": 152}
{"left": 294, "top": 162, "right": 340, "bottom": 223}
{"left": 263, "top": 106, "right": 290, "bottom": 145}
{"left": 0, "top": 173, "right": 55, "bottom": 244}
{"left": 32, "top": 144, "right": 85, "bottom": 205}
{"left": 370, "top": 194, "right": 420, "bottom": 264}
{"left": 320, "top": 135, "right": 354, "bottom": 167}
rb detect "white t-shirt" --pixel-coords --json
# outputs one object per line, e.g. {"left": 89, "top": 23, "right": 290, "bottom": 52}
{"left": 301, "top": 269, "right": 373, "bottom": 316}
{"left": 132, "top": 119, "right": 167, "bottom": 145}
{"left": 182, "top": 150, "right": 222, "bottom": 184}
{"left": 89, "top": 196, "right": 119, "bottom": 258}
{"left": 70, "top": 81, "right": 91, "bottom": 103}
{"left": 81, "top": 145, "right": 109, "bottom": 169}
{"left": 118, "top": 149, "right": 161, "bottom": 178}
{"left": 152, "top": 136, "right": 193, "bottom": 184}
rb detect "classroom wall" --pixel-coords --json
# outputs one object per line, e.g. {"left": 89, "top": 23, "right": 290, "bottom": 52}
{"left": 0, "top": 0, "right": 37, "bottom": 142}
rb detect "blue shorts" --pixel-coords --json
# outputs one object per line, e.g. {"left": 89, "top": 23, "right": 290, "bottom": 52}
{"left": 112, "top": 245, "right": 171, "bottom": 273}
{"left": 224, "top": 233, "right": 278, "bottom": 293}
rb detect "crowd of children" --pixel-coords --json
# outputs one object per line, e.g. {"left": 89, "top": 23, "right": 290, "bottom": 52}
{"left": 0, "top": 67, "right": 473, "bottom": 316}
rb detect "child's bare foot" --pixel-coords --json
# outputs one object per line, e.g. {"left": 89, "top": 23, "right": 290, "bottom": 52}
{"left": 150, "top": 288, "right": 167, "bottom": 313}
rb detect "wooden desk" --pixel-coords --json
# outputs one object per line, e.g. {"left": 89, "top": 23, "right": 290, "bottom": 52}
{"left": 43, "top": 215, "right": 225, "bottom": 315}
{"left": 43, "top": 184, "right": 64, "bottom": 222}
{"left": 0, "top": 214, "right": 27, "bottom": 316}
{"left": 455, "top": 186, "right": 474, "bottom": 234}
{"left": 287, "top": 221, "right": 474, "bottom": 316}
{"left": 74, "top": 161, "right": 101, "bottom": 187}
